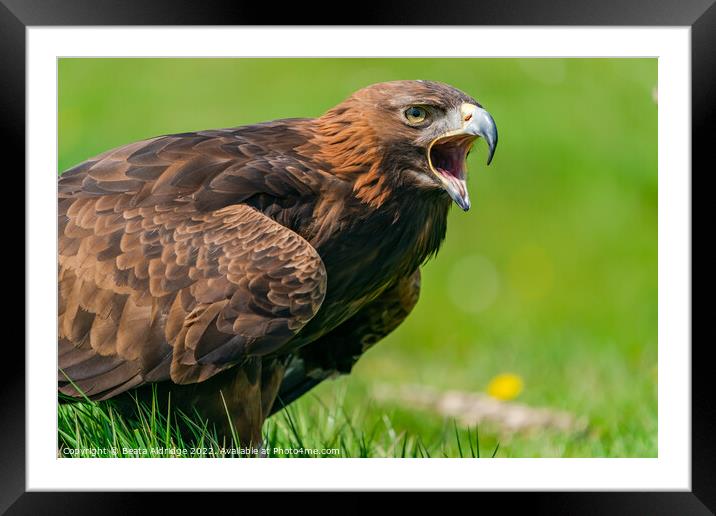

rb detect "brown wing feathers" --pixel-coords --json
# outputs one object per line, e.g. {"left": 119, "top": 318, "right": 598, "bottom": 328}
{"left": 272, "top": 269, "right": 421, "bottom": 414}
{"left": 59, "top": 129, "right": 327, "bottom": 400}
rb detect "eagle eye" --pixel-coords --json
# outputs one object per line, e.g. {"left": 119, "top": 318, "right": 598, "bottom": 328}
{"left": 404, "top": 106, "right": 428, "bottom": 124}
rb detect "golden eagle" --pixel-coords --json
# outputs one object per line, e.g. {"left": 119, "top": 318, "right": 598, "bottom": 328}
{"left": 58, "top": 80, "right": 498, "bottom": 445}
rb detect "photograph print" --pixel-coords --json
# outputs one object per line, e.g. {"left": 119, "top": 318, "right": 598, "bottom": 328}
{"left": 57, "top": 58, "right": 657, "bottom": 459}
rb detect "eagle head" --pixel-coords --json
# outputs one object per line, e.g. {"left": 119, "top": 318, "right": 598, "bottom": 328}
{"left": 314, "top": 80, "right": 498, "bottom": 211}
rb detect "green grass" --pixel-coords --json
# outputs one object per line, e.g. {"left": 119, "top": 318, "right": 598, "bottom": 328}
{"left": 58, "top": 386, "right": 500, "bottom": 458}
{"left": 58, "top": 58, "right": 657, "bottom": 457}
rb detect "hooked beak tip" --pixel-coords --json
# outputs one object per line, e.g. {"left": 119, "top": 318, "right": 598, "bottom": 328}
{"left": 466, "top": 105, "right": 498, "bottom": 166}
{"left": 486, "top": 146, "right": 496, "bottom": 166}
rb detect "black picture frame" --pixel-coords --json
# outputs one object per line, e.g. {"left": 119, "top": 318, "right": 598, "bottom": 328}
{"left": 4, "top": 0, "right": 712, "bottom": 512}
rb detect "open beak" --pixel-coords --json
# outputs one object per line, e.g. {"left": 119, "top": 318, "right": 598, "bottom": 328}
{"left": 427, "top": 103, "right": 498, "bottom": 211}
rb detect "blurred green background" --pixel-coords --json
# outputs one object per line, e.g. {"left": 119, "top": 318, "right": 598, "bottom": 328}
{"left": 58, "top": 58, "right": 657, "bottom": 457}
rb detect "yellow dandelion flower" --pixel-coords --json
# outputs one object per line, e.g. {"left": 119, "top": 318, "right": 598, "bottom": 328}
{"left": 486, "top": 373, "right": 524, "bottom": 401}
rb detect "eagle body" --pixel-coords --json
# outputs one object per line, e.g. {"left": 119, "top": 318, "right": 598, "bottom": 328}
{"left": 58, "top": 81, "right": 497, "bottom": 445}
